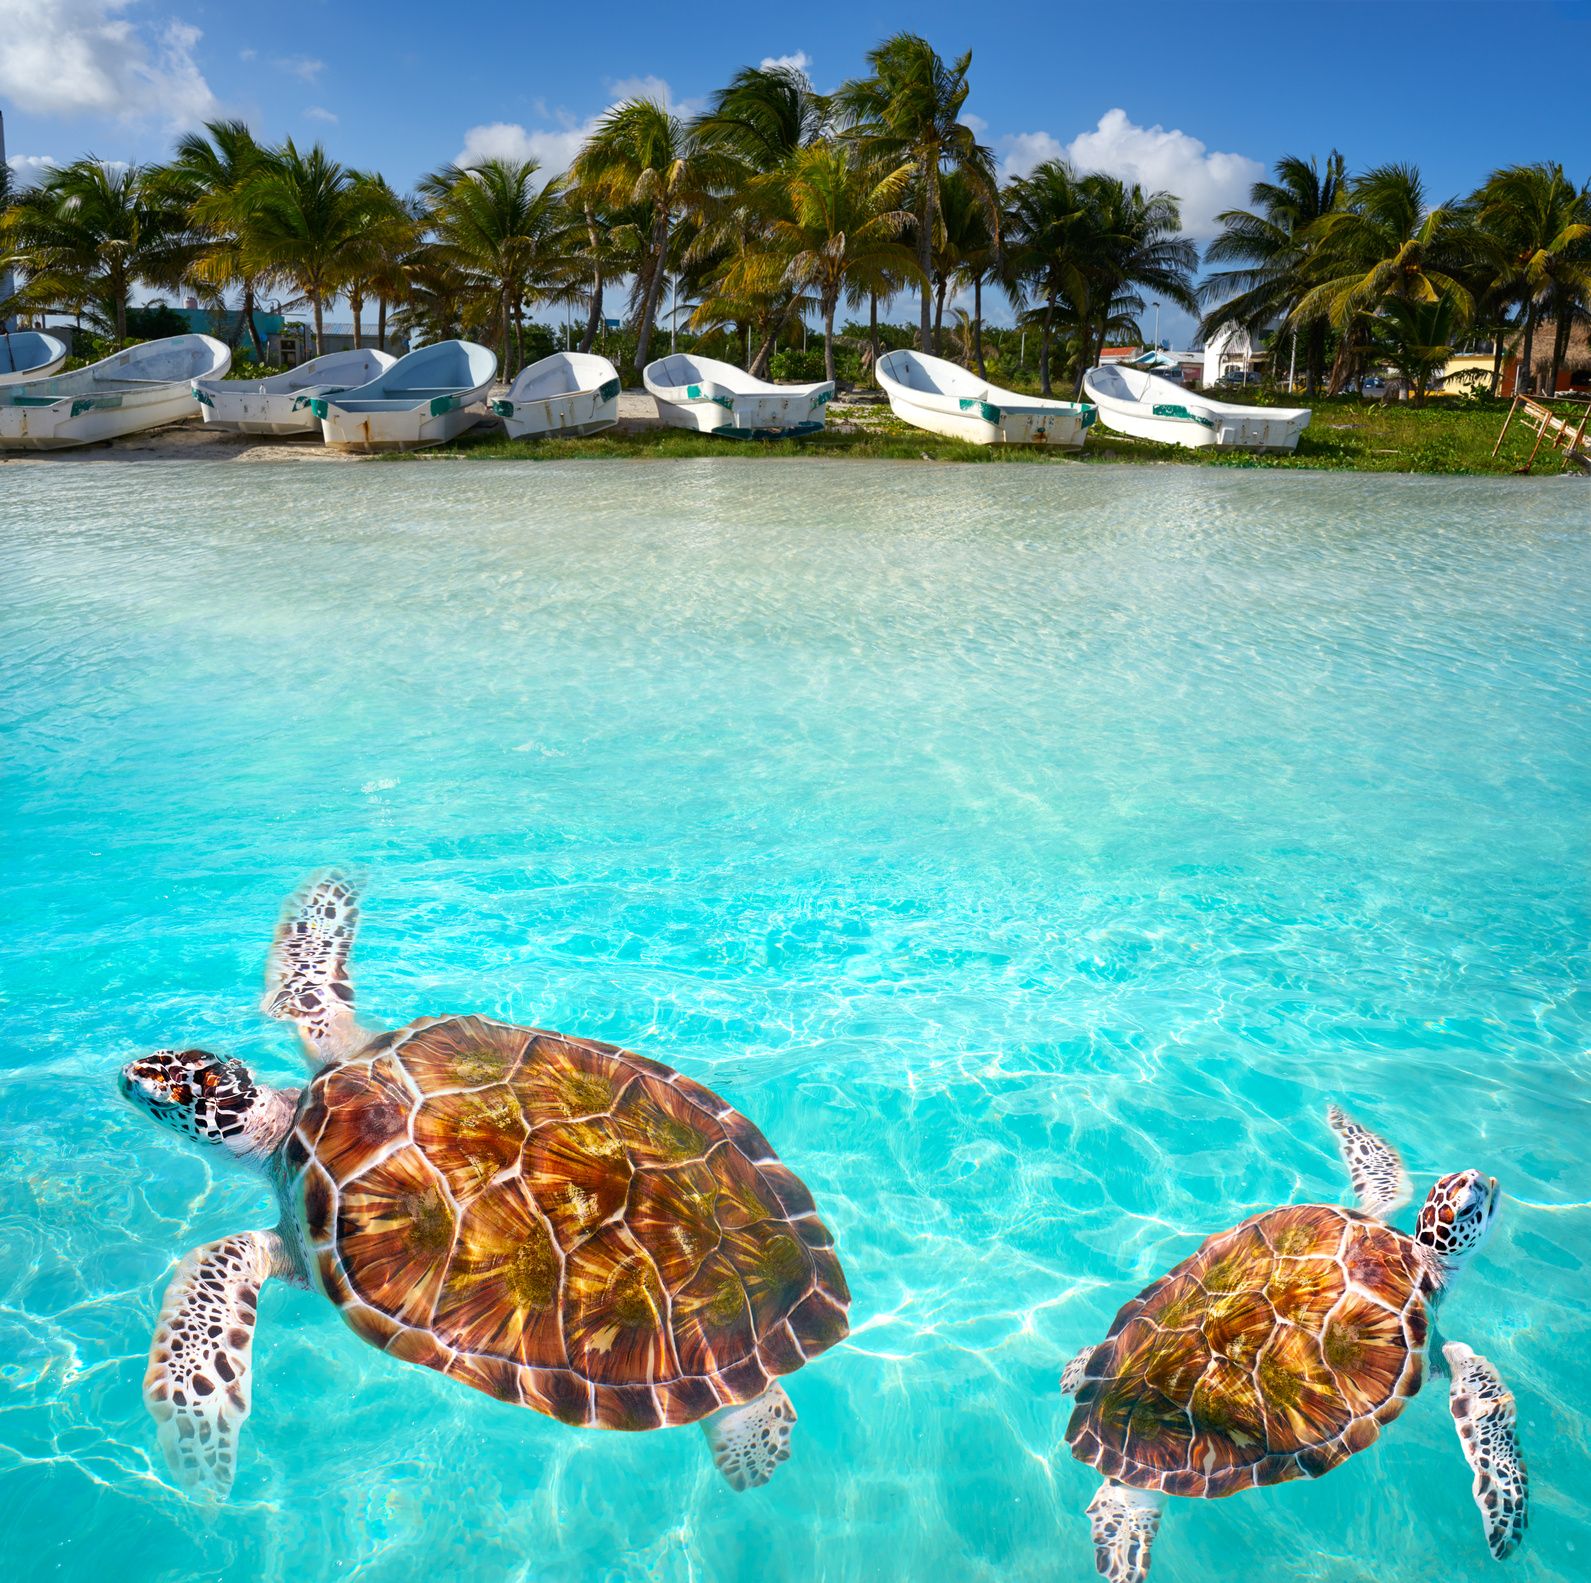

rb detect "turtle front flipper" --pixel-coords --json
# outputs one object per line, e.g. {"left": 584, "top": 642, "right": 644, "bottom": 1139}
{"left": 143, "top": 1230, "right": 284, "bottom": 1501}
{"left": 1445, "top": 1343, "right": 1529, "bottom": 1560}
{"left": 262, "top": 872, "right": 363, "bottom": 1065}
{"left": 1086, "top": 1481, "right": 1166, "bottom": 1582}
{"left": 1327, "top": 1104, "right": 1412, "bottom": 1219}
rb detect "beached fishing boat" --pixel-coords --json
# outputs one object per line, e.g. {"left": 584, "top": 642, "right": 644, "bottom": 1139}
{"left": 0, "top": 330, "right": 68, "bottom": 385}
{"left": 877, "top": 350, "right": 1095, "bottom": 447}
{"left": 1083, "top": 363, "right": 1311, "bottom": 451}
{"left": 0, "top": 334, "right": 230, "bottom": 451}
{"left": 311, "top": 340, "right": 496, "bottom": 451}
{"left": 493, "top": 352, "right": 620, "bottom": 440}
{"left": 192, "top": 348, "right": 396, "bottom": 435}
{"left": 644, "top": 353, "right": 832, "bottom": 438}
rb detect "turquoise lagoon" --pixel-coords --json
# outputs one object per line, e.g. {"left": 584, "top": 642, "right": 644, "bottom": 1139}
{"left": 0, "top": 460, "right": 1586, "bottom": 1583}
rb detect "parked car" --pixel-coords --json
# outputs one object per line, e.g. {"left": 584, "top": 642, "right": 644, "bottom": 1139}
{"left": 1219, "top": 369, "right": 1263, "bottom": 387}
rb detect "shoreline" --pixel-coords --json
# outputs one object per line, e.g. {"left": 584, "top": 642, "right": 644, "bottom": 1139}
{"left": 3, "top": 388, "right": 1586, "bottom": 477}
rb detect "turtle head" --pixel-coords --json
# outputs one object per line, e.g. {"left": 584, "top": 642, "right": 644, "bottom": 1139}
{"left": 119, "top": 1049, "right": 288, "bottom": 1162}
{"left": 1415, "top": 1169, "right": 1500, "bottom": 1287}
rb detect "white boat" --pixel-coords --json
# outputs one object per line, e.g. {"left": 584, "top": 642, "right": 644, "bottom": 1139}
{"left": 643, "top": 353, "right": 832, "bottom": 438}
{"left": 311, "top": 340, "right": 496, "bottom": 451}
{"left": 192, "top": 348, "right": 396, "bottom": 435}
{"left": 1083, "top": 364, "right": 1311, "bottom": 451}
{"left": 493, "top": 352, "right": 620, "bottom": 440}
{"left": 0, "top": 334, "right": 230, "bottom": 451}
{"left": 877, "top": 349, "right": 1095, "bottom": 447}
{"left": 0, "top": 330, "right": 69, "bottom": 385}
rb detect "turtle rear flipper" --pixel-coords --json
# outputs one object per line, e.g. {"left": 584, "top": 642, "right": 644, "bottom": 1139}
{"left": 1086, "top": 1481, "right": 1165, "bottom": 1583}
{"left": 262, "top": 872, "right": 363, "bottom": 1064}
{"left": 143, "top": 1231, "right": 285, "bottom": 1501}
{"left": 1446, "top": 1343, "right": 1529, "bottom": 1560}
{"left": 701, "top": 1382, "right": 796, "bottom": 1491}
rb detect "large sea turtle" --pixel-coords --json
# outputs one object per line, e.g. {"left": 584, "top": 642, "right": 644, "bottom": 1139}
{"left": 119, "top": 875, "right": 850, "bottom": 1501}
{"left": 1060, "top": 1107, "right": 1527, "bottom": 1579}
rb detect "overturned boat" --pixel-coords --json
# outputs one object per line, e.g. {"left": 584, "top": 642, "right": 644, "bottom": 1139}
{"left": 1083, "top": 363, "right": 1311, "bottom": 451}
{"left": 192, "top": 348, "right": 396, "bottom": 435}
{"left": 0, "top": 330, "right": 69, "bottom": 386}
{"left": 493, "top": 351, "right": 620, "bottom": 440}
{"left": 877, "top": 349, "right": 1095, "bottom": 447}
{"left": 0, "top": 334, "right": 229, "bottom": 451}
{"left": 644, "top": 353, "right": 832, "bottom": 438}
{"left": 311, "top": 340, "right": 496, "bottom": 451}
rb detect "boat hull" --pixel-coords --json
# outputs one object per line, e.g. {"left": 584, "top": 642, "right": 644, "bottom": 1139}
{"left": 495, "top": 379, "right": 619, "bottom": 440}
{"left": 0, "top": 385, "right": 204, "bottom": 450}
{"left": 193, "top": 350, "right": 396, "bottom": 436}
{"left": 0, "top": 333, "right": 69, "bottom": 386}
{"left": 877, "top": 350, "right": 1093, "bottom": 448}
{"left": 0, "top": 334, "right": 230, "bottom": 450}
{"left": 193, "top": 387, "right": 323, "bottom": 435}
{"left": 650, "top": 389, "right": 829, "bottom": 438}
{"left": 1083, "top": 367, "right": 1310, "bottom": 451}
{"left": 314, "top": 393, "right": 488, "bottom": 451}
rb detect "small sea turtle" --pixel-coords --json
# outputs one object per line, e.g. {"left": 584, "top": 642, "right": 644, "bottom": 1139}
{"left": 1060, "top": 1107, "right": 1527, "bottom": 1579}
{"left": 119, "top": 875, "right": 849, "bottom": 1501}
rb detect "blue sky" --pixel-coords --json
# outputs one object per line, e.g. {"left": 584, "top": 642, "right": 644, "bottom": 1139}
{"left": 4, "top": 0, "right": 1590, "bottom": 342}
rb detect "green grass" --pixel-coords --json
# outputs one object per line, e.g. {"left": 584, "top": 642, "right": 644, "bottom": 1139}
{"left": 390, "top": 392, "right": 1591, "bottom": 476}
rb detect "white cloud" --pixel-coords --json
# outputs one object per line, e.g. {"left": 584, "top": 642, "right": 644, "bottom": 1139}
{"left": 239, "top": 48, "right": 256, "bottom": 61}
{"left": 8, "top": 154, "right": 60, "bottom": 183}
{"left": 0, "top": 0, "right": 219, "bottom": 126}
{"left": 455, "top": 76, "right": 701, "bottom": 178}
{"left": 759, "top": 51, "right": 811, "bottom": 74}
{"left": 304, "top": 106, "right": 337, "bottom": 123}
{"left": 961, "top": 112, "right": 988, "bottom": 135}
{"left": 999, "top": 109, "right": 1263, "bottom": 239}
{"left": 274, "top": 55, "right": 323, "bottom": 84}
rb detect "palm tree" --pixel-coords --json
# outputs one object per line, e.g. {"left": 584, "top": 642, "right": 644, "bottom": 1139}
{"left": 571, "top": 100, "right": 737, "bottom": 371}
{"left": 831, "top": 33, "right": 998, "bottom": 356}
{"left": 419, "top": 157, "right": 569, "bottom": 378}
{"left": 353, "top": 178, "right": 420, "bottom": 353}
{"left": 237, "top": 141, "right": 378, "bottom": 356}
{"left": 1002, "top": 159, "right": 1092, "bottom": 395}
{"left": 1293, "top": 164, "right": 1476, "bottom": 391}
{"left": 692, "top": 63, "right": 827, "bottom": 171}
{"left": 1475, "top": 163, "right": 1591, "bottom": 395}
{"left": 162, "top": 119, "right": 275, "bottom": 361}
{"left": 751, "top": 143, "right": 921, "bottom": 380}
{"left": 1199, "top": 151, "right": 1346, "bottom": 395}
{"left": 930, "top": 167, "right": 997, "bottom": 361}
{"left": 1367, "top": 292, "right": 1460, "bottom": 405}
{"left": 3, "top": 158, "right": 193, "bottom": 341}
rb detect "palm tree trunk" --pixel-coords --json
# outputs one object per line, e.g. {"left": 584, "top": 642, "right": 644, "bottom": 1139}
{"left": 823, "top": 293, "right": 837, "bottom": 383}
{"left": 634, "top": 211, "right": 672, "bottom": 371}
{"left": 933, "top": 275, "right": 946, "bottom": 357}
{"left": 869, "top": 292, "right": 880, "bottom": 385}
{"left": 1516, "top": 300, "right": 1537, "bottom": 396}
{"left": 579, "top": 204, "right": 604, "bottom": 355}
{"left": 751, "top": 296, "right": 801, "bottom": 379}
{"left": 1040, "top": 290, "right": 1056, "bottom": 397}
{"left": 350, "top": 290, "right": 363, "bottom": 350}
{"left": 243, "top": 281, "right": 265, "bottom": 362}
{"left": 1549, "top": 297, "right": 1570, "bottom": 396}
{"left": 377, "top": 298, "right": 387, "bottom": 353}
{"left": 115, "top": 279, "right": 127, "bottom": 343}
{"left": 918, "top": 156, "right": 935, "bottom": 351}
{"left": 312, "top": 292, "right": 325, "bottom": 358}
{"left": 1305, "top": 319, "right": 1325, "bottom": 397}
{"left": 973, "top": 277, "right": 985, "bottom": 378}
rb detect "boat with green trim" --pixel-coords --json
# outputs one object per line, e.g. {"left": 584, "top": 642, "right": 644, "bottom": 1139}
{"left": 192, "top": 347, "right": 395, "bottom": 435}
{"left": 643, "top": 353, "right": 832, "bottom": 438}
{"left": 877, "top": 350, "right": 1095, "bottom": 448}
{"left": 311, "top": 340, "right": 496, "bottom": 451}
{"left": 0, "top": 334, "right": 229, "bottom": 451}
{"left": 493, "top": 352, "right": 621, "bottom": 440}
{"left": 0, "top": 330, "right": 68, "bottom": 386}
{"left": 1083, "top": 363, "right": 1310, "bottom": 451}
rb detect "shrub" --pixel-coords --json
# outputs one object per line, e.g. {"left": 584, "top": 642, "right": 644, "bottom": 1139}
{"left": 770, "top": 347, "right": 827, "bottom": 383}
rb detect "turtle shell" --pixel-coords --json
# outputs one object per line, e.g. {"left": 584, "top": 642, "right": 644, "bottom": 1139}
{"left": 1065, "top": 1204, "right": 1433, "bottom": 1498}
{"left": 281, "top": 1015, "right": 849, "bottom": 1431}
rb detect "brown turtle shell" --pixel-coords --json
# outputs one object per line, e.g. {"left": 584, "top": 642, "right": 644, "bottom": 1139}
{"left": 1065, "top": 1204, "right": 1435, "bottom": 1498}
{"left": 280, "top": 1015, "right": 849, "bottom": 1431}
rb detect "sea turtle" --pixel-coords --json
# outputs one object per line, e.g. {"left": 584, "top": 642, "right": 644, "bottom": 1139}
{"left": 1059, "top": 1107, "right": 1527, "bottom": 1580}
{"left": 119, "top": 874, "right": 850, "bottom": 1501}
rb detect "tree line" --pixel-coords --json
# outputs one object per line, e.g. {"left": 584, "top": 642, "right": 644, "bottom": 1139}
{"left": 2, "top": 32, "right": 1586, "bottom": 403}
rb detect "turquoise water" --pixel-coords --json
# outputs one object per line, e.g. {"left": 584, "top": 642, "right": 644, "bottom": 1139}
{"left": 1, "top": 460, "right": 1587, "bottom": 1583}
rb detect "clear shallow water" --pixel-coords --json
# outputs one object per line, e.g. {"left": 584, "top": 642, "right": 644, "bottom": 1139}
{"left": 1, "top": 459, "right": 1587, "bottom": 1583}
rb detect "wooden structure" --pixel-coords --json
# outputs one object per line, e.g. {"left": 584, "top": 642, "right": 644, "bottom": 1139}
{"left": 1492, "top": 395, "right": 1591, "bottom": 474}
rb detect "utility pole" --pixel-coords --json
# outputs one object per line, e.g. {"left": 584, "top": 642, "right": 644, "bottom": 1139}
{"left": 1152, "top": 302, "right": 1160, "bottom": 348}
{"left": 0, "top": 111, "right": 14, "bottom": 332}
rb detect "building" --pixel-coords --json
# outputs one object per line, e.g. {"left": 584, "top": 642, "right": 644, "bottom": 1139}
{"left": 169, "top": 304, "right": 410, "bottom": 365}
